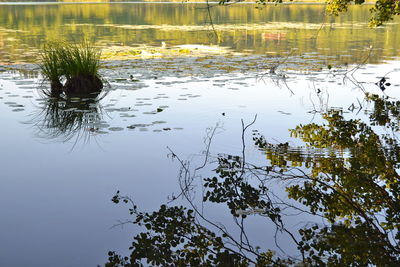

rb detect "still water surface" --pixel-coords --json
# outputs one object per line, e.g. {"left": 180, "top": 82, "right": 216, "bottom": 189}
{"left": 0, "top": 2, "right": 399, "bottom": 266}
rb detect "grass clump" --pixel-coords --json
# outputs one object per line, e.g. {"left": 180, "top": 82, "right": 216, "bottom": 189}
{"left": 59, "top": 42, "right": 101, "bottom": 79}
{"left": 39, "top": 43, "right": 64, "bottom": 92}
{"left": 40, "top": 41, "right": 103, "bottom": 96}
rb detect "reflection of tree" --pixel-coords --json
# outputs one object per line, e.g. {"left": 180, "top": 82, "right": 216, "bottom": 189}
{"left": 257, "top": 110, "right": 400, "bottom": 264}
{"left": 1, "top": 4, "right": 400, "bottom": 64}
{"left": 30, "top": 90, "right": 106, "bottom": 145}
{"left": 0, "top": 31, "right": 4, "bottom": 48}
{"left": 367, "top": 93, "right": 400, "bottom": 130}
{"left": 107, "top": 94, "right": 400, "bottom": 266}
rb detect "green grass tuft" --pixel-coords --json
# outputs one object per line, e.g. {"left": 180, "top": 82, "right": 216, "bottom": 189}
{"left": 39, "top": 43, "right": 64, "bottom": 83}
{"left": 59, "top": 41, "right": 101, "bottom": 79}
{"left": 39, "top": 40, "right": 102, "bottom": 84}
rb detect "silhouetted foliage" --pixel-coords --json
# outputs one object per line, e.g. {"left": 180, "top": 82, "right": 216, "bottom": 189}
{"left": 107, "top": 195, "right": 256, "bottom": 267}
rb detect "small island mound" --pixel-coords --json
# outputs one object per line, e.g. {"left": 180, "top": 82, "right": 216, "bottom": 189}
{"left": 39, "top": 41, "right": 103, "bottom": 97}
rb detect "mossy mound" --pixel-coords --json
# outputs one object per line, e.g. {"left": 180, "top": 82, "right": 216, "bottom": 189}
{"left": 50, "top": 80, "right": 64, "bottom": 96}
{"left": 63, "top": 74, "right": 103, "bottom": 96}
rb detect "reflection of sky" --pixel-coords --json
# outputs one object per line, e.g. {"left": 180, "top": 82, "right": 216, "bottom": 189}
{"left": 1, "top": 60, "right": 400, "bottom": 266}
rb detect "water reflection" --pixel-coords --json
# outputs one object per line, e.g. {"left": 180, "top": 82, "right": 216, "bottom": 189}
{"left": 108, "top": 93, "right": 400, "bottom": 266}
{"left": 0, "top": 3, "right": 399, "bottom": 65}
{"left": 30, "top": 89, "right": 107, "bottom": 144}
{"left": 367, "top": 93, "right": 400, "bottom": 130}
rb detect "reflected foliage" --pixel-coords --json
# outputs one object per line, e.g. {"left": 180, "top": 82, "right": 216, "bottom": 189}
{"left": 30, "top": 90, "right": 105, "bottom": 143}
{"left": 204, "top": 156, "right": 282, "bottom": 223}
{"left": 107, "top": 93, "right": 400, "bottom": 266}
{"left": 258, "top": 95, "right": 400, "bottom": 265}
{"left": 222, "top": 0, "right": 400, "bottom": 26}
{"left": 1, "top": 4, "right": 400, "bottom": 65}
{"left": 367, "top": 93, "right": 400, "bottom": 131}
{"left": 107, "top": 200, "right": 252, "bottom": 267}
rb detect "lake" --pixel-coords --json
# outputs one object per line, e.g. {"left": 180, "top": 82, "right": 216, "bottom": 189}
{"left": 0, "top": 2, "right": 399, "bottom": 266}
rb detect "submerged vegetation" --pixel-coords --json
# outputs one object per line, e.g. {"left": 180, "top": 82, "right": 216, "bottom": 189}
{"left": 39, "top": 41, "right": 103, "bottom": 96}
